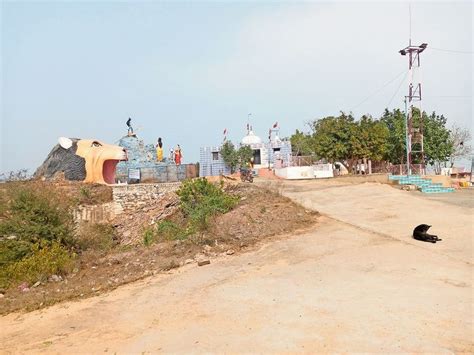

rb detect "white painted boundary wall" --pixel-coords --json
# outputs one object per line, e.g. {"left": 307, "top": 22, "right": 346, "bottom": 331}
{"left": 314, "top": 164, "right": 334, "bottom": 178}
{"left": 275, "top": 166, "right": 315, "bottom": 180}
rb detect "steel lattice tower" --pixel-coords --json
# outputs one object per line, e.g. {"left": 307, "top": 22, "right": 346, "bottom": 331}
{"left": 399, "top": 42, "right": 428, "bottom": 175}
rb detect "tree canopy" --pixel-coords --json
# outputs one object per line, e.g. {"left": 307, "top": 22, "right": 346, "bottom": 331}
{"left": 220, "top": 141, "right": 255, "bottom": 173}
{"left": 290, "top": 108, "right": 464, "bottom": 173}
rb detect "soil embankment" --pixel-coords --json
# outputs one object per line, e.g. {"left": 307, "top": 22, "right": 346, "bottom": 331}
{"left": 0, "top": 181, "right": 472, "bottom": 353}
{"left": 0, "top": 182, "right": 317, "bottom": 314}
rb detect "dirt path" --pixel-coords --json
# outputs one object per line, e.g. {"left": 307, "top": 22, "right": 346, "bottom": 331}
{"left": 1, "top": 182, "right": 472, "bottom": 353}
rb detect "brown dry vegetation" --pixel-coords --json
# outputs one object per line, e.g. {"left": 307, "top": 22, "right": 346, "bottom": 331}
{"left": 0, "top": 182, "right": 317, "bottom": 314}
{"left": 0, "top": 179, "right": 113, "bottom": 206}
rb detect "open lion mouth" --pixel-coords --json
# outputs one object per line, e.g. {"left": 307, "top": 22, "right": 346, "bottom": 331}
{"left": 102, "top": 160, "right": 120, "bottom": 184}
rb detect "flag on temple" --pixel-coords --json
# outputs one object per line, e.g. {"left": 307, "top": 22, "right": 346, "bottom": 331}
{"left": 273, "top": 121, "right": 278, "bottom": 128}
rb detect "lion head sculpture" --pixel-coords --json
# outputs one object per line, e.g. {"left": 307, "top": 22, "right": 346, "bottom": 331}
{"left": 35, "top": 137, "right": 127, "bottom": 184}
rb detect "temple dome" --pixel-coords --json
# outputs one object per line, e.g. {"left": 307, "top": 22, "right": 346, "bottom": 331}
{"left": 241, "top": 131, "right": 262, "bottom": 145}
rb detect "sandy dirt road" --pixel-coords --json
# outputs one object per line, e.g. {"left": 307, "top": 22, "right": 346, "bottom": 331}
{"left": 1, "top": 182, "right": 472, "bottom": 353}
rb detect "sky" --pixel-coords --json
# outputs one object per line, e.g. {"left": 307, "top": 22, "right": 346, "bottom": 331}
{"left": 1, "top": 0, "right": 472, "bottom": 173}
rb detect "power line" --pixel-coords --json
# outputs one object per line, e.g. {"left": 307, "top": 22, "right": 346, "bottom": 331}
{"left": 387, "top": 70, "right": 409, "bottom": 108}
{"left": 428, "top": 47, "right": 473, "bottom": 54}
{"left": 349, "top": 69, "right": 408, "bottom": 112}
{"left": 424, "top": 95, "right": 471, "bottom": 98}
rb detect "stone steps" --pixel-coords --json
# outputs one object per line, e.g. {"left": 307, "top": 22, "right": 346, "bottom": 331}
{"left": 389, "top": 174, "right": 454, "bottom": 194}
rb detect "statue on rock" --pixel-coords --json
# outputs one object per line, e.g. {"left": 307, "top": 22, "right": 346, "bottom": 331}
{"left": 126, "top": 117, "right": 134, "bottom": 136}
{"left": 174, "top": 144, "right": 183, "bottom": 165}
{"left": 156, "top": 137, "right": 163, "bottom": 162}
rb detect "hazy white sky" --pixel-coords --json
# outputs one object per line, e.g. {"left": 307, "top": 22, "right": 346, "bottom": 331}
{"left": 1, "top": 1, "right": 472, "bottom": 172}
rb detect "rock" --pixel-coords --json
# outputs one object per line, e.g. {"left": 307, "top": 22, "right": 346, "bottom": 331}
{"left": 0, "top": 293, "right": 4, "bottom": 298}
{"left": 226, "top": 249, "right": 235, "bottom": 255}
{"left": 123, "top": 231, "right": 131, "bottom": 238}
{"left": 203, "top": 245, "right": 212, "bottom": 252}
{"left": 33, "top": 281, "right": 41, "bottom": 288}
{"left": 195, "top": 253, "right": 206, "bottom": 261}
{"left": 18, "top": 282, "right": 29, "bottom": 292}
{"left": 50, "top": 274, "right": 61, "bottom": 282}
{"left": 184, "top": 259, "right": 194, "bottom": 265}
{"left": 198, "top": 260, "right": 210, "bottom": 266}
{"left": 22, "top": 287, "right": 30, "bottom": 293}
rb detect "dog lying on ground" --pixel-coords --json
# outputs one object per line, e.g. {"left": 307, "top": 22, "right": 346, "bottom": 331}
{"left": 413, "top": 224, "right": 442, "bottom": 243}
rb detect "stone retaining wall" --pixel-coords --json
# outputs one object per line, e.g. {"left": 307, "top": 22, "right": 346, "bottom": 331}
{"left": 73, "top": 182, "right": 181, "bottom": 223}
{"left": 112, "top": 182, "right": 181, "bottom": 213}
{"left": 72, "top": 202, "right": 117, "bottom": 224}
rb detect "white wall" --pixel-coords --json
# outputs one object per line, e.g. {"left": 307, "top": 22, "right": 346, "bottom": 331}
{"left": 275, "top": 166, "right": 315, "bottom": 180}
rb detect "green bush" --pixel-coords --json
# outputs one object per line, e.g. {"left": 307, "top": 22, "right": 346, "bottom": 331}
{"left": 0, "top": 184, "right": 75, "bottom": 249}
{"left": 177, "top": 178, "right": 239, "bottom": 232}
{"left": 144, "top": 179, "right": 239, "bottom": 246}
{"left": 0, "top": 184, "right": 78, "bottom": 289}
{"left": 0, "top": 239, "right": 32, "bottom": 267}
{"left": 0, "top": 242, "right": 76, "bottom": 288}
{"left": 143, "top": 221, "right": 188, "bottom": 246}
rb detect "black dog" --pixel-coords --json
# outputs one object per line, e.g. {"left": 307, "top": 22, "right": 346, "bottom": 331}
{"left": 413, "top": 224, "right": 442, "bottom": 243}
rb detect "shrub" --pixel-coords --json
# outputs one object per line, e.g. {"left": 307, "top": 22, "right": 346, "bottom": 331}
{"left": 0, "top": 239, "right": 32, "bottom": 267}
{"left": 143, "top": 221, "right": 188, "bottom": 246}
{"left": 0, "top": 184, "right": 78, "bottom": 289}
{"left": 143, "top": 179, "right": 238, "bottom": 246}
{"left": 75, "top": 223, "right": 117, "bottom": 251}
{"left": 177, "top": 178, "right": 239, "bottom": 232}
{"left": 0, "top": 242, "right": 76, "bottom": 288}
{"left": 0, "top": 184, "right": 75, "bottom": 249}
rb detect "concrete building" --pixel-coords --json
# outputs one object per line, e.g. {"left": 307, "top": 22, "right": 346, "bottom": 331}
{"left": 199, "top": 127, "right": 292, "bottom": 177}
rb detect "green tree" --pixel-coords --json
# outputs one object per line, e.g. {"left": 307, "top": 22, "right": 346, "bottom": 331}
{"left": 380, "top": 108, "right": 407, "bottom": 164}
{"left": 237, "top": 145, "right": 254, "bottom": 167}
{"left": 220, "top": 141, "right": 255, "bottom": 173}
{"left": 422, "top": 111, "right": 453, "bottom": 173}
{"left": 448, "top": 124, "right": 472, "bottom": 166}
{"left": 381, "top": 108, "right": 453, "bottom": 172}
{"left": 290, "top": 129, "right": 314, "bottom": 156}
{"left": 310, "top": 112, "right": 355, "bottom": 164}
{"left": 220, "top": 141, "right": 239, "bottom": 173}
{"left": 349, "top": 115, "right": 389, "bottom": 167}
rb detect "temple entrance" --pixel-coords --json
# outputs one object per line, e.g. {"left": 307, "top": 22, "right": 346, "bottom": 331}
{"left": 253, "top": 149, "right": 261, "bottom": 165}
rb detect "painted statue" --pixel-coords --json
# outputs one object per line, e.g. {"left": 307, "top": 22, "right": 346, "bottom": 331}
{"left": 35, "top": 137, "right": 127, "bottom": 185}
{"left": 174, "top": 144, "right": 182, "bottom": 165}
{"left": 126, "top": 117, "right": 134, "bottom": 135}
{"left": 156, "top": 137, "right": 163, "bottom": 162}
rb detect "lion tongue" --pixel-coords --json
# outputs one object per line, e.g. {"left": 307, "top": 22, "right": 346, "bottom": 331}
{"left": 103, "top": 160, "right": 118, "bottom": 184}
